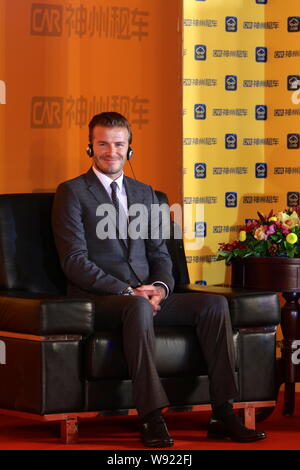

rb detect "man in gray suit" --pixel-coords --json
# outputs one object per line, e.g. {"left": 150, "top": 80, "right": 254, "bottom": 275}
{"left": 52, "top": 112, "right": 266, "bottom": 447}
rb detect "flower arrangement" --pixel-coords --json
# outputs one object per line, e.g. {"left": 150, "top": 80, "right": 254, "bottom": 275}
{"left": 217, "top": 207, "right": 300, "bottom": 264}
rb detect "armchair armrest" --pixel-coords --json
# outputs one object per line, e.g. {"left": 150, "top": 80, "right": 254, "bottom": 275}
{"left": 179, "top": 284, "right": 281, "bottom": 328}
{"left": 0, "top": 296, "right": 94, "bottom": 335}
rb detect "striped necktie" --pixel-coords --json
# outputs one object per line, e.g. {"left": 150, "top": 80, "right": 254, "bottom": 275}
{"left": 110, "top": 181, "right": 128, "bottom": 244}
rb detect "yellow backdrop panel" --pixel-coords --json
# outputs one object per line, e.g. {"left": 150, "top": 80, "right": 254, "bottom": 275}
{"left": 265, "top": 2, "right": 300, "bottom": 211}
{"left": 183, "top": 0, "right": 299, "bottom": 285}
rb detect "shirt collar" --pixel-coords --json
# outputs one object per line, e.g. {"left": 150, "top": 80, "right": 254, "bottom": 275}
{"left": 92, "top": 166, "right": 124, "bottom": 192}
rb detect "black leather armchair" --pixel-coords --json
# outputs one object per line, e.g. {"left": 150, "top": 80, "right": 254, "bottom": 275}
{"left": 0, "top": 193, "right": 281, "bottom": 443}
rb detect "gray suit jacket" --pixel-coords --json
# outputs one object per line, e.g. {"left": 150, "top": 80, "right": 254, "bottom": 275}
{"left": 52, "top": 168, "right": 175, "bottom": 297}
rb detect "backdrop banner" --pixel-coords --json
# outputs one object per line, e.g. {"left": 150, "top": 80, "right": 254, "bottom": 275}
{"left": 0, "top": 0, "right": 182, "bottom": 205}
{"left": 183, "top": 0, "right": 300, "bottom": 285}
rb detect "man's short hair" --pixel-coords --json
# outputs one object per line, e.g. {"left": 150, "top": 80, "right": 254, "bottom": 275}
{"left": 88, "top": 112, "right": 132, "bottom": 144}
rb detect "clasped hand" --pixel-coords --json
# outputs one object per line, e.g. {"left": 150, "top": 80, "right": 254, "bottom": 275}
{"left": 133, "top": 285, "right": 165, "bottom": 316}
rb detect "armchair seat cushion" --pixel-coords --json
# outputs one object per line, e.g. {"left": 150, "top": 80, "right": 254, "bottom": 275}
{"left": 85, "top": 328, "right": 239, "bottom": 380}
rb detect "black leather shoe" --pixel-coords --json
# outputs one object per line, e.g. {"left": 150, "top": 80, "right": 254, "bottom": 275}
{"left": 141, "top": 414, "right": 174, "bottom": 447}
{"left": 207, "top": 417, "right": 266, "bottom": 443}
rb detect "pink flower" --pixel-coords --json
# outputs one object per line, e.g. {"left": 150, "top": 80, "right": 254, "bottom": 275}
{"left": 265, "top": 224, "right": 276, "bottom": 236}
{"left": 254, "top": 227, "right": 267, "bottom": 240}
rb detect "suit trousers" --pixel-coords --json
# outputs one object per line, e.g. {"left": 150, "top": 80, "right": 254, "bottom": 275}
{"left": 92, "top": 292, "right": 239, "bottom": 418}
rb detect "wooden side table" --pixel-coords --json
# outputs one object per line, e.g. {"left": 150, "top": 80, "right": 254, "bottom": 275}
{"left": 231, "top": 257, "right": 300, "bottom": 415}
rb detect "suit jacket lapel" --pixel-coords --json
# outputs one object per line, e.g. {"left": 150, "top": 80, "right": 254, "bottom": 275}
{"left": 123, "top": 177, "right": 146, "bottom": 255}
{"left": 84, "top": 167, "right": 111, "bottom": 206}
{"left": 123, "top": 176, "right": 141, "bottom": 210}
{"left": 85, "top": 168, "right": 129, "bottom": 249}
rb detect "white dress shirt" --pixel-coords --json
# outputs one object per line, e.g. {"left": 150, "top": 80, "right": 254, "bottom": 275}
{"left": 92, "top": 166, "right": 128, "bottom": 216}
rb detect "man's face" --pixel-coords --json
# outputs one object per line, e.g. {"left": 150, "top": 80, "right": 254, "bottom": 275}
{"left": 91, "top": 125, "right": 130, "bottom": 179}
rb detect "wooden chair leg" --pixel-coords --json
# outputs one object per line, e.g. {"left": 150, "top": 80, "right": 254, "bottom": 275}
{"left": 243, "top": 406, "right": 255, "bottom": 429}
{"left": 60, "top": 418, "right": 79, "bottom": 444}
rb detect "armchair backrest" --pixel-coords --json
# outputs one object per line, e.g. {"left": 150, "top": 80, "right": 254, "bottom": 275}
{"left": 154, "top": 190, "right": 190, "bottom": 287}
{"left": 0, "top": 194, "right": 66, "bottom": 295}
{"left": 0, "top": 192, "right": 189, "bottom": 296}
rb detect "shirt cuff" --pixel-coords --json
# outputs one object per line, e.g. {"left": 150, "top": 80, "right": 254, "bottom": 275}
{"left": 152, "top": 281, "right": 169, "bottom": 299}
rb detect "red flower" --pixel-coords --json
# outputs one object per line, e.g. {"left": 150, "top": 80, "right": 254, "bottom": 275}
{"left": 219, "top": 241, "right": 246, "bottom": 252}
{"left": 274, "top": 221, "right": 289, "bottom": 234}
{"left": 241, "top": 220, "right": 259, "bottom": 233}
{"left": 268, "top": 244, "right": 278, "bottom": 256}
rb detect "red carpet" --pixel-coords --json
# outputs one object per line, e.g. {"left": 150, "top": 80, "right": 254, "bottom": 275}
{"left": 0, "top": 392, "right": 299, "bottom": 451}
